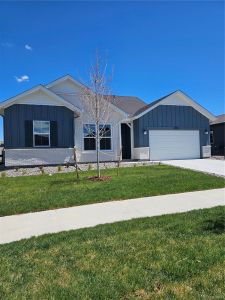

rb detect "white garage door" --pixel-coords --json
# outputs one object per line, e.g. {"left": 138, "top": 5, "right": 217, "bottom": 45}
{"left": 149, "top": 130, "right": 200, "bottom": 161}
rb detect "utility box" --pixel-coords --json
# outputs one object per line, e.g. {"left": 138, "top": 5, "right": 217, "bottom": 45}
{"left": 202, "top": 145, "right": 211, "bottom": 158}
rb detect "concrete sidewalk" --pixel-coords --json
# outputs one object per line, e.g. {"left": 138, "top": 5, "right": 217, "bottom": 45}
{"left": 0, "top": 188, "right": 224, "bottom": 245}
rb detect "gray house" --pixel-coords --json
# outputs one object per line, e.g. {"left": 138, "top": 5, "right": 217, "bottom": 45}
{"left": 210, "top": 114, "right": 225, "bottom": 156}
{"left": 0, "top": 75, "right": 214, "bottom": 167}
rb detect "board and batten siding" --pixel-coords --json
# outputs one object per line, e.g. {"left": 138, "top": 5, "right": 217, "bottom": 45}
{"left": 4, "top": 104, "right": 74, "bottom": 148}
{"left": 133, "top": 105, "right": 210, "bottom": 150}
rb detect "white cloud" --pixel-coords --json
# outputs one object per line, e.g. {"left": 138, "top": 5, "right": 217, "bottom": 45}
{"left": 15, "top": 75, "right": 30, "bottom": 83}
{"left": 1, "top": 42, "right": 14, "bottom": 48}
{"left": 25, "top": 44, "right": 32, "bottom": 50}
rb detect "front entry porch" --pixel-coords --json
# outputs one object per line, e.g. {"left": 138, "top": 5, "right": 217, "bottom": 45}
{"left": 121, "top": 123, "right": 131, "bottom": 160}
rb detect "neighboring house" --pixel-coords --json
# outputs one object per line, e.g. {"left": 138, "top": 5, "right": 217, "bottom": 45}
{"left": 210, "top": 114, "right": 225, "bottom": 156}
{"left": 0, "top": 141, "right": 3, "bottom": 164}
{"left": 0, "top": 75, "right": 215, "bottom": 167}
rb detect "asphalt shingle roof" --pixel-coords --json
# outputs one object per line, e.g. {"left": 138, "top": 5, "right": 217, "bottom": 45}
{"left": 131, "top": 91, "right": 176, "bottom": 117}
{"left": 210, "top": 114, "right": 225, "bottom": 125}
{"left": 112, "top": 96, "right": 146, "bottom": 116}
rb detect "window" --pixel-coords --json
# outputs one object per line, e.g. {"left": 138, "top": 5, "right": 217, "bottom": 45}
{"left": 83, "top": 124, "right": 112, "bottom": 151}
{"left": 83, "top": 124, "right": 96, "bottom": 150}
{"left": 210, "top": 131, "right": 214, "bottom": 145}
{"left": 99, "top": 124, "right": 112, "bottom": 150}
{"left": 33, "top": 121, "right": 50, "bottom": 147}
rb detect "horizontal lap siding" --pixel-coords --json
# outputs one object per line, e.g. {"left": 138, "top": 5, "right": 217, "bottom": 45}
{"left": 4, "top": 104, "right": 74, "bottom": 148}
{"left": 133, "top": 105, "right": 210, "bottom": 148}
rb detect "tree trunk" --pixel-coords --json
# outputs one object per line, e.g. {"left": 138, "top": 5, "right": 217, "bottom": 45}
{"left": 96, "top": 121, "right": 100, "bottom": 178}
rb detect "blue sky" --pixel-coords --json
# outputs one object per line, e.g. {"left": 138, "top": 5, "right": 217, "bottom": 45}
{"left": 0, "top": 1, "right": 224, "bottom": 140}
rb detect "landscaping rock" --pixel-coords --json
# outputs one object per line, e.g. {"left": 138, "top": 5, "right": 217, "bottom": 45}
{"left": 0, "top": 161, "right": 159, "bottom": 178}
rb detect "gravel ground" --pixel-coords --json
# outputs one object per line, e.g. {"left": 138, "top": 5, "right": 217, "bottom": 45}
{"left": 0, "top": 161, "right": 159, "bottom": 178}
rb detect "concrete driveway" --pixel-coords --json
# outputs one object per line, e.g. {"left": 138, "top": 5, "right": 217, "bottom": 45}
{"left": 163, "top": 159, "right": 225, "bottom": 177}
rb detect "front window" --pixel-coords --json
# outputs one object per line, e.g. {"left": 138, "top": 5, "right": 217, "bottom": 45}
{"left": 33, "top": 121, "right": 50, "bottom": 147}
{"left": 83, "top": 124, "right": 96, "bottom": 150}
{"left": 99, "top": 124, "right": 112, "bottom": 150}
{"left": 83, "top": 124, "right": 112, "bottom": 151}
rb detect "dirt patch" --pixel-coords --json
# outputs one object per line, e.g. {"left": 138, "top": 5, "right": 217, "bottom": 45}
{"left": 88, "top": 175, "right": 112, "bottom": 182}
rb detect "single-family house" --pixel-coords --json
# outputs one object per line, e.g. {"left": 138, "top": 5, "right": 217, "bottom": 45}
{"left": 210, "top": 114, "right": 225, "bottom": 156}
{"left": 0, "top": 75, "right": 215, "bottom": 166}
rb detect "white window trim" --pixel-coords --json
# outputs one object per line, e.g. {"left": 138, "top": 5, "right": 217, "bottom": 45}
{"left": 33, "top": 120, "right": 51, "bottom": 148}
{"left": 83, "top": 123, "right": 96, "bottom": 152}
{"left": 82, "top": 123, "right": 113, "bottom": 152}
{"left": 99, "top": 124, "right": 113, "bottom": 152}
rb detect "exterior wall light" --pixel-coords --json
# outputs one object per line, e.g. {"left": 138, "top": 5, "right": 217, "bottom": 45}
{"left": 143, "top": 130, "right": 148, "bottom": 135}
{"left": 204, "top": 129, "right": 209, "bottom": 135}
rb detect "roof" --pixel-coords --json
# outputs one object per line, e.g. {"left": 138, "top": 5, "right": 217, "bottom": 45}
{"left": 0, "top": 75, "right": 215, "bottom": 121}
{"left": 113, "top": 96, "right": 146, "bottom": 116}
{"left": 0, "top": 85, "right": 82, "bottom": 115}
{"left": 45, "top": 75, "right": 146, "bottom": 116}
{"left": 130, "top": 90, "right": 215, "bottom": 121}
{"left": 210, "top": 114, "right": 225, "bottom": 125}
{"left": 45, "top": 74, "right": 85, "bottom": 90}
{"left": 132, "top": 91, "right": 175, "bottom": 117}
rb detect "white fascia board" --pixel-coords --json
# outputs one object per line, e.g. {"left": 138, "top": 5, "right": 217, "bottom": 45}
{"left": 46, "top": 75, "right": 129, "bottom": 117}
{"left": 176, "top": 91, "right": 216, "bottom": 121}
{"left": 0, "top": 85, "right": 81, "bottom": 115}
{"left": 0, "top": 85, "right": 43, "bottom": 109}
{"left": 130, "top": 91, "right": 215, "bottom": 121}
{"left": 45, "top": 75, "right": 86, "bottom": 90}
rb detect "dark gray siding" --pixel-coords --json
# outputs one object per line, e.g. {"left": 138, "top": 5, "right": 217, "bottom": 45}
{"left": 210, "top": 123, "right": 225, "bottom": 155}
{"left": 133, "top": 105, "right": 210, "bottom": 153}
{"left": 4, "top": 104, "right": 74, "bottom": 148}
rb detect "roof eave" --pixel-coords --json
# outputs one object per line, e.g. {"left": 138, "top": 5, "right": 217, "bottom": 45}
{"left": 130, "top": 91, "right": 215, "bottom": 121}
{"left": 45, "top": 74, "right": 86, "bottom": 90}
{"left": 0, "top": 85, "right": 82, "bottom": 115}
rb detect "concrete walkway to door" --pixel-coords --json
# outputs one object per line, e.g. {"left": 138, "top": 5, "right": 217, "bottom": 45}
{"left": 163, "top": 159, "right": 225, "bottom": 177}
{"left": 0, "top": 188, "right": 224, "bottom": 245}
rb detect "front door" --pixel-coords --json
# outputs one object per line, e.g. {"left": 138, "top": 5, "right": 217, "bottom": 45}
{"left": 121, "top": 123, "right": 131, "bottom": 159}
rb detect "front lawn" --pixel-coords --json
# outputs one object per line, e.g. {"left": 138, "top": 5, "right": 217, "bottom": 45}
{"left": 0, "top": 206, "right": 224, "bottom": 299}
{"left": 0, "top": 165, "right": 224, "bottom": 217}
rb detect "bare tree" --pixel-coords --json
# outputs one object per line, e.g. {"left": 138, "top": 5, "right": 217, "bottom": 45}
{"left": 81, "top": 53, "right": 115, "bottom": 178}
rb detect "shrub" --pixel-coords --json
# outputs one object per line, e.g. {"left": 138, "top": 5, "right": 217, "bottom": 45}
{"left": 57, "top": 165, "right": 62, "bottom": 172}
{"left": 22, "top": 170, "right": 27, "bottom": 176}
{"left": 1, "top": 171, "right": 6, "bottom": 178}
{"left": 88, "top": 164, "right": 93, "bottom": 171}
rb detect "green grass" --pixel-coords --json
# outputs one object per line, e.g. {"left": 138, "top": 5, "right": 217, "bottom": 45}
{"left": 0, "top": 206, "right": 224, "bottom": 299}
{"left": 0, "top": 165, "right": 224, "bottom": 216}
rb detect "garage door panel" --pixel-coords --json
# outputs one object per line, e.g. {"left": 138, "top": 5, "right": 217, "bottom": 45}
{"left": 149, "top": 130, "right": 200, "bottom": 160}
